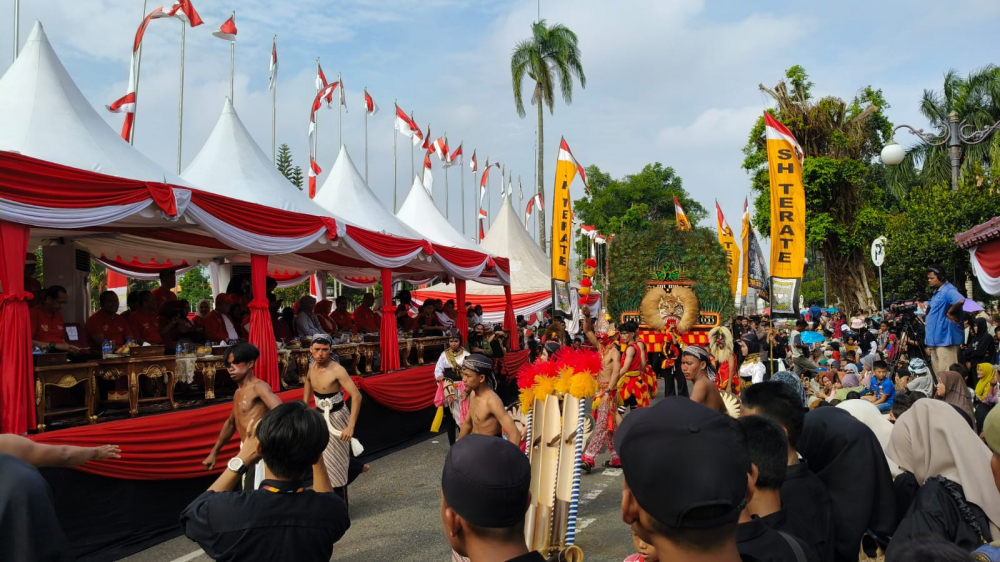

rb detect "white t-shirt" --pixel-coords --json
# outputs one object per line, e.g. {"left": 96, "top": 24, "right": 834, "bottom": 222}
{"left": 790, "top": 330, "right": 802, "bottom": 358}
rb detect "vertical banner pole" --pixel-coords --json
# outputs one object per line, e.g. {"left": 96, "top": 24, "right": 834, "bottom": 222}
{"left": 176, "top": 24, "right": 186, "bottom": 174}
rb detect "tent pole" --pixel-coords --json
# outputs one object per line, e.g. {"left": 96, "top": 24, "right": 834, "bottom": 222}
{"left": 176, "top": 23, "right": 186, "bottom": 174}
{"left": 131, "top": 0, "right": 149, "bottom": 145}
{"left": 392, "top": 100, "right": 398, "bottom": 212}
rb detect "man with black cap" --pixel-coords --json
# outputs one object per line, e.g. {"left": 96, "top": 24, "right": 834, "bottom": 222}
{"left": 458, "top": 354, "right": 522, "bottom": 442}
{"left": 440, "top": 434, "right": 540, "bottom": 561}
{"left": 616, "top": 397, "right": 748, "bottom": 561}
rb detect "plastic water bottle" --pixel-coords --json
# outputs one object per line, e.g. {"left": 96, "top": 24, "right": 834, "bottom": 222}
{"left": 176, "top": 343, "right": 183, "bottom": 356}
{"left": 102, "top": 340, "right": 111, "bottom": 359}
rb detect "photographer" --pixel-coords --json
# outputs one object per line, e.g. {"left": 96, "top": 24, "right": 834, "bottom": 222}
{"left": 924, "top": 265, "right": 966, "bottom": 376}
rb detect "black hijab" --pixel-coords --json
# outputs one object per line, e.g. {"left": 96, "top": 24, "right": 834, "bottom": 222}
{"left": 796, "top": 407, "right": 896, "bottom": 562}
{"left": 742, "top": 332, "right": 762, "bottom": 354}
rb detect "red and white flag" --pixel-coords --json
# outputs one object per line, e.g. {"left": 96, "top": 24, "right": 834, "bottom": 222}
{"left": 394, "top": 105, "right": 422, "bottom": 147}
{"left": 479, "top": 158, "right": 492, "bottom": 206}
{"left": 308, "top": 158, "right": 321, "bottom": 199}
{"left": 446, "top": 143, "right": 463, "bottom": 168}
{"left": 316, "top": 62, "right": 333, "bottom": 106}
{"left": 580, "top": 224, "right": 597, "bottom": 238}
{"left": 673, "top": 195, "right": 692, "bottom": 231}
{"left": 557, "top": 137, "right": 588, "bottom": 189}
{"left": 518, "top": 176, "right": 523, "bottom": 201}
{"left": 524, "top": 198, "right": 534, "bottom": 226}
{"left": 338, "top": 76, "right": 347, "bottom": 110}
{"left": 107, "top": 6, "right": 164, "bottom": 140}
{"left": 310, "top": 82, "right": 339, "bottom": 140}
{"left": 364, "top": 90, "right": 378, "bottom": 115}
{"left": 153, "top": 0, "right": 204, "bottom": 26}
{"left": 765, "top": 112, "right": 804, "bottom": 163}
{"left": 534, "top": 193, "right": 544, "bottom": 211}
{"left": 470, "top": 150, "right": 477, "bottom": 173}
{"left": 431, "top": 137, "right": 447, "bottom": 162}
{"left": 268, "top": 36, "right": 277, "bottom": 91}
{"left": 421, "top": 124, "right": 431, "bottom": 151}
{"left": 478, "top": 209, "right": 488, "bottom": 241}
{"left": 507, "top": 174, "right": 513, "bottom": 198}
{"left": 422, "top": 153, "right": 434, "bottom": 195}
{"left": 212, "top": 15, "right": 237, "bottom": 41}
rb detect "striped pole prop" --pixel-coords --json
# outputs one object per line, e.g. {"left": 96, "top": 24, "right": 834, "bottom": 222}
{"left": 564, "top": 403, "right": 586, "bottom": 545}
{"left": 524, "top": 405, "right": 533, "bottom": 458}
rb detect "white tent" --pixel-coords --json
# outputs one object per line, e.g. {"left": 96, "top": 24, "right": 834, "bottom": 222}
{"left": 396, "top": 176, "right": 482, "bottom": 251}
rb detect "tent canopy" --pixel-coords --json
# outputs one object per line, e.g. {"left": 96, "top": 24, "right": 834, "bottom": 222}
{"left": 396, "top": 176, "right": 482, "bottom": 252}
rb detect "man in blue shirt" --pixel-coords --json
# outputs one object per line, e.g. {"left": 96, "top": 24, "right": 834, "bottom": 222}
{"left": 863, "top": 360, "right": 896, "bottom": 413}
{"left": 924, "top": 264, "right": 965, "bottom": 376}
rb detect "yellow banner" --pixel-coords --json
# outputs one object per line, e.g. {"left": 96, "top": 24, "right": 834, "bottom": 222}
{"left": 740, "top": 198, "right": 749, "bottom": 297}
{"left": 715, "top": 202, "right": 740, "bottom": 298}
{"left": 765, "top": 114, "right": 806, "bottom": 279}
{"left": 551, "top": 139, "right": 579, "bottom": 283}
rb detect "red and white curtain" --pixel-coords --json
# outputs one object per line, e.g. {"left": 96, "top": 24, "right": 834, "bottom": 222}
{"left": 971, "top": 239, "right": 1000, "bottom": 295}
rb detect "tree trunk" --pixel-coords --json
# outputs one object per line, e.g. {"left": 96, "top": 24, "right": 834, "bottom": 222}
{"left": 822, "top": 246, "right": 875, "bottom": 314}
{"left": 536, "top": 97, "right": 546, "bottom": 252}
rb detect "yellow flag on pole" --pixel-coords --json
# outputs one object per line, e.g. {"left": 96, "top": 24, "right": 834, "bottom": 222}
{"left": 740, "top": 197, "right": 750, "bottom": 298}
{"left": 673, "top": 196, "right": 692, "bottom": 231}
{"left": 764, "top": 113, "right": 807, "bottom": 316}
{"left": 715, "top": 200, "right": 740, "bottom": 298}
{"left": 551, "top": 137, "right": 585, "bottom": 284}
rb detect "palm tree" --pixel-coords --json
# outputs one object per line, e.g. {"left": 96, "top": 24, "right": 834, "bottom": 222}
{"left": 511, "top": 19, "right": 586, "bottom": 250}
{"left": 887, "top": 65, "right": 1000, "bottom": 191}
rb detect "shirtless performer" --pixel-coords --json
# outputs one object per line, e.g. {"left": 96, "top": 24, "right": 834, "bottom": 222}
{"left": 202, "top": 342, "right": 282, "bottom": 490}
{"left": 580, "top": 307, "right": 621, "bottom": 472}
{"left": 303, "top": 334, "right": 362, "bottom": 504}
{"left": 680, "top": 345, "right": 728, "bottom": 414}
{"left": 457, "top": 354, "right": 522, "bottom": 442}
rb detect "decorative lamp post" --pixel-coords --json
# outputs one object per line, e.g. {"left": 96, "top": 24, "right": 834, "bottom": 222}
{"left": 881, "top": 111, "right": 1000, "bottom": 191}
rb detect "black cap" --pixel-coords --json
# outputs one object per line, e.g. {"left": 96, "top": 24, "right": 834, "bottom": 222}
{"left": 441, "top": 434, "right": 531, "bottom": 528}
{"left": 614, "top": 397, "right": 748, "bottom": 529}
{"left": 462, "top": 353, "right": 493, "bottom": 376}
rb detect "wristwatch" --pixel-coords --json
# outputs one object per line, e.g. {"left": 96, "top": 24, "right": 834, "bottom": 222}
{"left": 48, "top": 342, "right": 56, "bottom": 352}
{"left": 227, "top": 457, "right": 249, "bottom": 475}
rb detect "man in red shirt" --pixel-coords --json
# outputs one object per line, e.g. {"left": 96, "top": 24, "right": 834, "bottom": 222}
{"left": 151, "top": 270, "right": 177, "bottom": 310}
{"left": 204, "top": 293, "right": 241, "bottom": 344}
{"left": 352, "top": 293, "right": 381, "bottom": 333}
{"left": 30, "top": 285, "right": 79, "bottom": 353}
{"left": 330, "top": 296, "right": 353, "bottom": 333}
{"left": 128, "top": 291, "right": 165, "bottom": 344}
{"left": 86, "top": 291, "right": 134, "bottom": 349}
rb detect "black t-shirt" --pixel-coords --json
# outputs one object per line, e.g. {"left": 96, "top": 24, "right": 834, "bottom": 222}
{"left": 506, "top": 552, "right": 546, "bottom": 562}
{"left": 737, "top": 515, "right": 820, "bottom": 562}
{"left": 780, "top": 460, "right": 835, "bottom": 562}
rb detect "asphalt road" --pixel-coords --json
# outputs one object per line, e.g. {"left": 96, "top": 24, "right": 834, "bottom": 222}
{"left": 122, "top": 423, "right": 638, "bottom": 562}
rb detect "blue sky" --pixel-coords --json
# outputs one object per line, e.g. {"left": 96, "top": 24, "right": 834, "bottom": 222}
{"left": 3, "top": 0, "right": 1000, "bottom": 258}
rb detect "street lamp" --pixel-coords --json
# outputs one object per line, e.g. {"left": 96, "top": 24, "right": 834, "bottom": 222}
{"left": 880, "top": 110, "right": 1000, "bottom": 191}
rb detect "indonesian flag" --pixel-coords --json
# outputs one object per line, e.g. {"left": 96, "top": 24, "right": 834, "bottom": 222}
{"left": 153, "top": 0, "right": 204, "bottom": 26}
{"left": 525, "top": 198, "right": 533, "bottom": 225}
{"left": 310, "top": 82, "right": 339, "bottom": 141}
{"left": 212, "top": 15, "right": 237, "bottom": 41}
{"left": 431, "top": 137, "right": 447, "bottom": 162}
{"left": 595, "top": 234, "right": 607, "bottom": 245}
{"left": 394, "top": 106, "right": 422, "bottom": 147}
{"left": 518, "top": 175, "right": 523, "bottom": 201}
{"left": 316, "top": 62, "right": 333, "bottom": 105}
{"left": 107, "top": 6, "right": 164, "bottom": 141}
{"left": 507, "top": 174, "right": 513, "bottom": 198}
{"left": 534, "top": 193, "right": 544, "bottom": 211}
{"left": 422, "top": 154, "right": 433, "bottom": 195}
{"left": 338, "top": 76, "right": 346, "bottom": 110}
{"left": 446, "top": 143, "right": 462, "bottom": 168}
{"left": 557, "top": 137, "right": 588, "bottom": 189}
{"left": 765, "top": 112, "right": 804, "bottom": 163}
{"left": 470, "top": 150, "right": 477, "bottom": 173}
{"left": 673, "top": 196, "right": 692, "bottom": 231}
{"left": 479, "top": 158, "right": 492, "bottom": 206}
{"left": 308, "top": 158, "right": 322, "bottom": 199}
{"left": 268, "top": 36, "right": 277, "bottom": 91}
{"left": 580, "top": 224, "right": 597, "bottom": 238}
{"left": 364, "top": 89, "right": 378, "bottom": 115}
{"left": 421, "top": 124, "right": 431, "bottom": 151}
{"left": 478, "top": 209, "right": 488, "bottom": 241}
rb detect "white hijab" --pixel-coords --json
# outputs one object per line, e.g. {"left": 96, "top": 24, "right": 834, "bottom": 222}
{"left": 836, "top": 399, "right": 901, "bottom": 477}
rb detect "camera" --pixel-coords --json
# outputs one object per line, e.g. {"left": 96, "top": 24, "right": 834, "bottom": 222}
{"left": 890, "top": 301, "right": 919, "bottom": 315}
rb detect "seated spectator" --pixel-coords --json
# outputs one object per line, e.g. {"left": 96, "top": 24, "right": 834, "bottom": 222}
{"left": 352, "top": 293, "right": 381, "bottom": 334}
{"left": 862, "top": 360, "right": 896, "bottom": 413}
{"left": 204, "top": 293, "right": 240, "bottom": 344}
{"left": 313, "top": 299, "right": 339, "bottom": 335}
{"left": 270, "top": 295, "right": 293, "bottom": 343}
{"left": 294, "top": 296, "right": 326, "bottom": 337}
{"left": 330, "top": 296, "right": 353, "bottom": 333}
{"left": 468, "top": 324, "right": 493, "bottom": 356}
{"left": 437, "top": 299, "right": 458, "bottom": 329}
{"left": 128, "top": 290, "right": 164, "bottom": 344}
{"left": 0, "top": 454, "right": 73, "bottom": 562}
{"left": 31, "top": 285, "right": 80, "bottom": 353}
{"left": 86, "top": 291, "right": 135, "bottom": 351}
{"left": 415, "top": 301, "right": 446, "bottom": 335}
{"left": 193, "top": 298, "right": 212, "bottom": 331}
{"left": 440, "top": 434, "right": 538, "bottom": 562}
{"left": 158, "top": 300, "right": 203, "bottom": 350}
{"left": 616, "top": 397, "right": 747, "bottom": 562}
{"left": 905, "top": 358, "right": 934, "bottom": 398}
{"left": 151, "top": 270, "right": 177, "bottom": 310}
{"left": 936, "top": 366, "right": 975, "bottom": 428}
{"left": 396, "top": 302, "right": 415, "bottom": 333}
{"left": 181, "top": 402, "right": 349, "bottom": 561}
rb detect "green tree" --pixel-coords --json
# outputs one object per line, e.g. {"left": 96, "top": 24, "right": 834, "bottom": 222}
{"left": 275, "top": 143, "right": 303, "bottom": 190}
{"left": 574, "top": 163, "right": 706, "bottom": 235}
{"left": 178, "top": 266, "right": 212, "bottom": 305}
{"left": 90, "top": 261, "right": 106, "bottom": 312}
{"left": 608, "top": 223, "right": 734, "bottom": 322}
{"left": 883, "top": 170, "right": 1000, "bottom": 302}
{"left": 290, "top": 165, "right": 304, "bottom": 190}
{"left": 510, "top": 19, "right": 586, "bottom": 250}
{"left": 743, "top": 66, "right": 895, "bottom": 313}
{"left": 887, "top": 65, "right": 1000, "bottom": 192}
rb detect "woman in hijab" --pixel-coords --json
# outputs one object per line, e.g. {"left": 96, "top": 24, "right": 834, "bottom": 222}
{"left": 967, "top": 318, "right": 996, "bottom": 385}
{"left": 906, "top": 358, "right": 935, "bottom": 398}
{"left": 975, "top": 363, "right": 998, "bottom": 433}
{"left": 886, "top": 399, "right": 1000, "bottom": 555}
{"left": 836, "top": 399, "right": 902, "bottom": 477}
{"left": 936, "top": 366, "right": 975, "bottom": 428}
{"left": 312, "top": 299, "right": 339, "bottom": 335}
{"left": 193, "top": 298, "right": 211, "bottom": 330}
{"left": 737, "top": 332, "right": 764, "bottom": 385}
{"left": 859, "top": 351, "right": 879, "bottom": 388}
{"left": 796, "top": 407, "right": 896, "bottom": 562}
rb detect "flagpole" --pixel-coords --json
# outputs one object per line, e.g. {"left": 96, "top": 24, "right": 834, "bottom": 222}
{"left": 131, "top": 0, "right": 148, "bottom": 145}
{"left": 12, "top": 0, "right": 19, "bottom": 62}
{"left": 444, "top": 134, "right": 450, "bottom": 220}
{"left": 460, "top": 148, "right": 466, "bottom": 236}
{"left": 314, "top": 58, "right": 321, "bottom": 168}
{"left": 337, "top": 72, "right": 342, "bottom": 149}
{"left": 271, "top": 36, "right": 276, "bottom": 162}
{"left": 176, "top": 23, "right": 186, "bottom": 174}
{"left": 409, "top": 111, "right": 416, "bottom": 181}
{"left": 228, "top": 11, "right": 235, "bottom": 104}
{"left": 392, "top": 100, "right": 398, "bottom": 212}
{"left": 474, "top": 168, "right": 479, "bottom": 243}
{"left": 364, "top": 87, "right": 369, "bottom": 183}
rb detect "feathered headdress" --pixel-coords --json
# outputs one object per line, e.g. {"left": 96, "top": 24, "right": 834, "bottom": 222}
{"left": 516, "top": 347, "right": 600, "bottom": 413}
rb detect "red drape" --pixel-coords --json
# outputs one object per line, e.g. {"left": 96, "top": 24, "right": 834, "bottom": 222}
{"left": 503, "top": 284, "right": 519, "bottom": 351}
{"left": 346, "top": 225, "right": 432, "bottom": 258}
{"left": 0, "top": 221, "right": 35, "bottom": 433}
{"left": 379, "top": 268, "right": 400, "bottom": 372}
{"left": 975, "top": 238, "right": 1000, "bottom": 277}
{"left": 248, "top": 254, "right": 279, "bottom": 390}
{"left": 189, "top": 191, "right": 337, "bottom": 240}
{"left": 501, "top": 349, "right": 530, "bottom": 381}
{"left": 412, "top": 290, "right": 550, "bottom": 313}
{"left": 30, "top": 366, "right": 436, "bottom": 480}
{"left": 455, "top": 279, "right": 468, "bottom": 338}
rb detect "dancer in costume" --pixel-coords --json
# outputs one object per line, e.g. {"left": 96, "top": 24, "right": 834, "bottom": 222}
{"left": 303, "top": 334, "right": 362, "bottom": 504}
{"left": 458, "top": 354, "right": 522, "bottom": 441}
{"left": 202, "top": 343, "right": 282, "bottom": 491}
{"left": 709, "top": 326, "right": 737, "bottom": 394}
{"left": 580, "top": 308, "right": 622, "bottom": 472}
{"left": 435, "top": 333, "right": 471, "bottom": 445}
{"left": 681, "top": 345, "right": 728, "bottom": 415}
{"left": 617, "top": 322, "right": 656, "bottom": 411}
